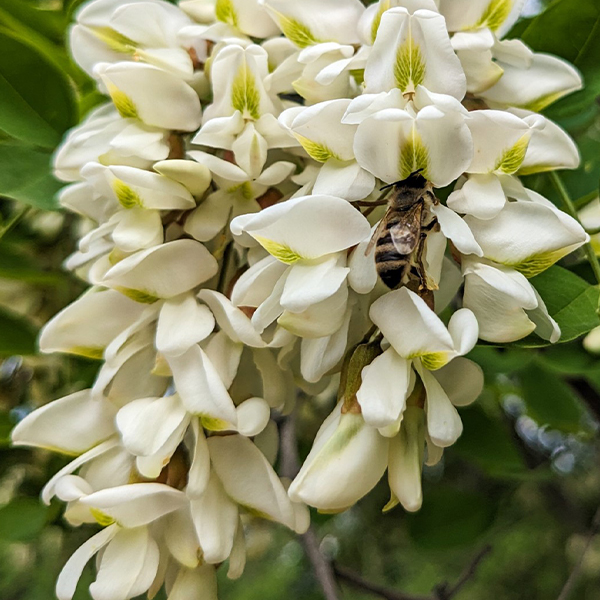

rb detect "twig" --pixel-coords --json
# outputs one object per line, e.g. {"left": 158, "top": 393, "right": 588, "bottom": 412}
{"left": 556, "top": 506, "right": 600, "bottom": 600}
{"left": 279, "top": 414, "right": 341, "bottom": 600}
{"left": 334, "top": 565, "right": 430, "bottom": 600}
{"left": 279, "top": 412, "right": 301, "bottom": 480}
{"left": 550, "top": 172, "right": 600, "bottom": 298}
{"left": 433, "top": 545, "right": 492, "bottom": 599}
{"left": 280, "top": 416, "right": 492, "bottom": 600}
{"left": 0, "top": 205, "right": 31, "bottom": 241}
{"left": 574, "top": 190, "right": 599, "bottom": 210}
{"left": 303, "top": 528, "right": 342, "bottom": 600}
{"left": 335, "top": 546, "right": 492, "bottom": 600}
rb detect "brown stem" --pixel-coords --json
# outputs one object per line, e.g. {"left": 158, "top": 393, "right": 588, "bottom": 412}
{"left": 334, "top": 565, "right": 431, "bottom": 600}
{"left": 303, "top": 529, "right": 342, "bottom": 600}
{"left": 335, "top": 546, "right": 492, "bottom": 600}
{"left": 556, "top": 506, "right": 600, "bottom": 600}
{"left": 434, "top": 545, "right": 492, "bottom": 599}
{"left": 279, "top": 415, "right": 341, "bottom": 600}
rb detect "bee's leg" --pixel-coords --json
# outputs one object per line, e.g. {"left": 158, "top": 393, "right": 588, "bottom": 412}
{"left": 353, "top": 186, "right": 391, "bottom": 208}
{"left": 352, "top": 199, "right": 389, "bottom": 207}
{"left": 414, "top": 220, "right": 440, "bottom": 291}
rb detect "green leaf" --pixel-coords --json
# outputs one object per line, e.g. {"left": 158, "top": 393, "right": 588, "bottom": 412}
{"left": 468, "top": 346, "right": 535, "bottom": 376}
{"left": 0, "top": 498, "right": 48, "bottom": 542}
{"left": 0, "top": 141, "right": 62, "bottom": 209}
{"left": 454, "top": 407, "right": 528, "bottom": 478}
{"left": 0, "top": 0, "right": 66, "bottom": 43}
{"left": 517, "top": 266, "right": 600, "bottom": 347}
{"left": 0, "top": 411, "right": 13, "bottom": 447}
{"left": 514, "top": 0, "right": 600, "bottom": 120}
{"left": 0, "top": 308, "right": 38, "bottom": 357}
{"left": 537, "top": 342, "right": 600, "bottom": 375}
{"left": 406, "top": 486, "right": 496, "bottom": 550}
{"left": 0, "top": 29, "right": 77, "bottom": 148}
{"left": 0, "top": 242, "right": 67, "bottom": 285}
{"left": 519, "top": 362, "right": 585, "bottom": 432}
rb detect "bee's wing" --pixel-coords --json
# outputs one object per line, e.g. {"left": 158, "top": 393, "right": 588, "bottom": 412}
{"left": 389, "top": 203, "right": 423, "bottom": 256}
{"left": 365, "top": 208, "right": 392, "bottom": 256}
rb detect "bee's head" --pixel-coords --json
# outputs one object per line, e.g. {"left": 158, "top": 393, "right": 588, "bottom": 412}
{"left": 380, "top": 169, "right": 427, "bottom": 192}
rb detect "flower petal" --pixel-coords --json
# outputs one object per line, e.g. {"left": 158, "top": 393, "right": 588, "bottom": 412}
{"left": 208, "top": 435, "right": 297, "bottom": 528}
{"left": 418, "top": 365, "right": 463, "bottom": 447}
{"left": 81, "top": 483, "right": 188, "bottom": 528}
{"left": 168, "top": 345, "right": 238, "bottom": 425}
{"left": 370, "top": 287, "right": 455, "bottom": 359}
{"left": 12, "top": 390, "right": 117, "bottom": 455}
{"left": 431, "top": 203, "right": 483, "bottom": 256}
{"left": 387, "top": 406, "right": 425, "bottom": 512}
{"left": 56, "top": 525, "right": 119, "bottom": 600}
{"left": 191, "top": 472, "right": 239, "bottom": 564}
{"left": 357, "top": 348, "right": 412, "bottom": 428}
{"left": 433, "top": 357, "right": 484, "bottom": 407}
{"left": 103, "top": 240, "right": 219, "bottom": 301}
{"left": 157, "top": 293, "right": 215, "bottom": 356}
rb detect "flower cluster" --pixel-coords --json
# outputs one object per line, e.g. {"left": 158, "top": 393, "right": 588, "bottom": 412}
{"left": 12, "top": 0, "right": 587, "bottom": 598}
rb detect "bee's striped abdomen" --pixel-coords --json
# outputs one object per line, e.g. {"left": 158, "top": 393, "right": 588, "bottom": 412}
{"left": 374, "top": 215, "right": 410, "bottom": 289}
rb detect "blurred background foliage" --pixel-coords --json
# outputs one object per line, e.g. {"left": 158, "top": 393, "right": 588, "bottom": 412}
{"left": 1, "top": 0, "right": 600, "bottom": 599}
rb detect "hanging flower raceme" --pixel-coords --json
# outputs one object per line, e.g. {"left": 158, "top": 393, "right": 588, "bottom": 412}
{"left": 10, "top": 0, "right": 591, "bottom": 598}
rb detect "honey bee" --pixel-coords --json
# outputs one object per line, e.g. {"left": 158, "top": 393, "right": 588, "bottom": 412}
{"left": 365, "top": 170, "right": 439, "bottom": 291}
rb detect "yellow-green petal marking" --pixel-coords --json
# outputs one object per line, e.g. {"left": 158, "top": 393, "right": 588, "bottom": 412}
{"left": 494, "top": 134, "right": 530, "bottom": 175}
{"left": 215, "top": 0, "right": 239, "bottom": 28}
{"left": 231, "top": 62, "right": 261, "bottom": 120}
{"left": 394, "top": 36, "right": 426, "bottom": 92}
{"left": 296, "top": 135, "right": 341, "bottom": 163}
{"left": 253, "top": 236, "right": 303, "bottom": 265}
{"left": 399, "top": 132, "right": 430, "bottom": 180}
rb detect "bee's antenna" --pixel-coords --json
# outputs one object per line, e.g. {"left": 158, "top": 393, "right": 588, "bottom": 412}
{"left": 379, "top": 169, "right": 426, "bottom": 191}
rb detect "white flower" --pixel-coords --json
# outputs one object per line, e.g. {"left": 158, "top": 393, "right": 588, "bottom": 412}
{"left": 448, "top": 110, "right": 580, "bottom": 219}
{"left": 213, "top": 0, "right": 280, "bottom": 38}
{"left": 288, "top": 402, "right": 390, "bottom": 512}
{"left": 464, "top": 198, "right": 588, "bottom": 278}
{"left": 53, "top": 104, "right": 170, "bottom": 183}
{"left": 349, "top": 87, "right": 473, "bottom": 187}
{"left": 261, "top": 0, "right": 365, "bottom": 47}
{"left": 95, "top": 62, "right": 202, "bottom": 131}
{"left": 440, "top": 0, "right": 525, "bottom": 38}
{"left": 231, "top": 194, "right": 370, "bottom": 332}
{"left": 55, "top": 483, "right": 187, "bottom": 600}
{"left": 279, "top": 99, "right": 376, "bottom": 201}
{"left": 480, "top": 40, "right": 583, "bottom": 112}
{"left": 11, "top": 389, "right": 117, "bottom": 455}
{"left": 202, "top": 44, "right": 279, "bottom": 122}
{"left": 358, "top": 287, "right": 478, "bottom": 441}
{"left": 39, "top": 289, "right": 145, "bottom": 359}
{"left": 70, "top": 0, "right": 198, "bottom": 78}
{"left": 364, "top": 8, "right": 466, "bottom": 99}
{"left": 101, "top": 240, "right": 218, "bottom": 303}
{"left": 462, "top": 257, "right": 560, "bottom": 343}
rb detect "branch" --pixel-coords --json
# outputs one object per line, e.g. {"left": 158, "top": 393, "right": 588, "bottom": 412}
{"left": 279, "top": 415, "right": 491, "bottom": 600}
{"left": 556, "top": 506, "right": 600, "bottom": 600}
{"left": 433, "top": 545, "right": 492, "bottom": 599}
{"left": 550, "top": 171, "right": 600, "bottom": 301}
{"left": 303, "top": 528, "right": 342, "bottom": 600}
{"left": 334, "top": 565, "right": 431, "bottom": 600}
{"left": 279, "top": 414, "right": 341, "bottom": 600}
{"left": 0, "top": 205, "right": 31, "bottom": 241}
{"left": 335, "top": 546, "right": 492, "bottom": 600}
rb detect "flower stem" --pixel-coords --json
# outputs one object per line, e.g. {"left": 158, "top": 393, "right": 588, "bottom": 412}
{"left": 0, "top": 205, "right": 31, "bottom": 241}
{"left": 550, "top": 172, "right": 600, "bottom": 298}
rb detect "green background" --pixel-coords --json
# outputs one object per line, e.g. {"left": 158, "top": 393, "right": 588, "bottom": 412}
{"left": 1, "top": 0, "right": 600, "bottom": 599}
